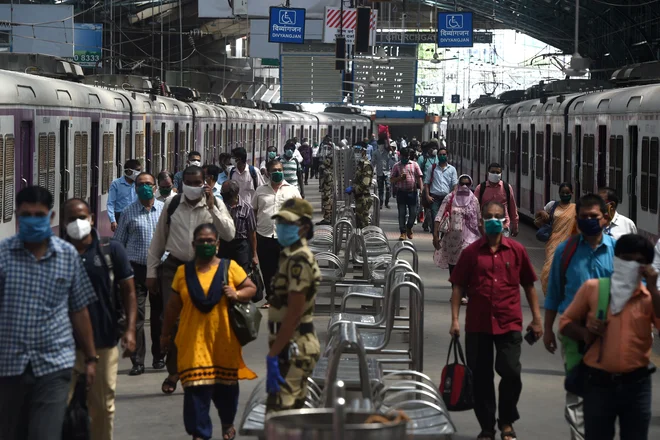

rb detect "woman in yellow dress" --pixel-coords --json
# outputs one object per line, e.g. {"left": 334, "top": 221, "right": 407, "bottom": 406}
{"left": 161, "top": 223, "right": 257, "bottom": 440}
{"left": 535, "top": 182, "right": 578, "bottom": 294}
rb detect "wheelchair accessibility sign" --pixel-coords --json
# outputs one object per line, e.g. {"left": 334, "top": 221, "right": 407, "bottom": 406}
{"left": 437, "top": 12, "right": 473, "bottom": 48}
{"left": 269, "top": 7, "right": 306, "bottom": 44}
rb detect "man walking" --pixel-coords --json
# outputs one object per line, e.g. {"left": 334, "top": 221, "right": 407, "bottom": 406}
{"left": 147, "top": 165, "right": 236, "bottom": 394}
{"left": 390, "top": 148, "right": 424, "bottom": 240}
{"left": 598, "top": 187, "right": 637, "bottom": 239}
{"left": 281, "top": 141, "right": 305, "bottom": 198}
{"left": 371, "top": 138, "right": 395, "bottom": 210}
{"left": 230, "top": 147, "right": 264, "bottom": 202}
{"left": 544, "top": 193, "right": 615, "bottom": 440}
{"left": 173, "top": 151, "right": 202, "bottom": 192}
{"left": 219, "top": 180, "right": 259, "bottom": 272}
{"left": 346, "top": 143, "right": 374, "bottom": 229}
{"left": 0, "top": 186, "right": 98, "bottom": 440}
{"left": 64, "top": 198, "right": 137, "bottom": 440}
{"left": 298, "top": 139, "right": 313, "bottom": 185}
{"left": 474, "top": 163, "right": 519, "bottom": 237}
{"left": 317, "top": 144, "right": 334, "bottom": 226}
{"left": 156, "top": 171, "right": 176, "bottom": 202}
{"left": 108, "top": 159, "right": 141, "bottom": 232}
{"left": 450, "top": 200, "right": 543, "bottom": 440}
{"left": 115, "top": 172, "right": 165, "bottom": 375}
{"left": 423, "top": 145, "right": 457, "bottom": 233}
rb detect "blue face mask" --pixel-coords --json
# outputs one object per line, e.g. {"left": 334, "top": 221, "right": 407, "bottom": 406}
{"left": 276, "top": 223, "right": 301, "bottom": 247}
{"left": 577, "top": 218, "right": 603, "bottom": 237}
{"left": 19, "top": 214, "right": 53, "bottom": 243}
{"left": 484, "top": 218, "right": 504, "bottom": 235}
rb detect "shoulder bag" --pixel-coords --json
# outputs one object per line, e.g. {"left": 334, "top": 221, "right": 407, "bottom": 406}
{"left": 439, "top": 335, "right": 474, "bottom": 411}
{"left": 536, "top": 201, "right": 559, "bottom": 242}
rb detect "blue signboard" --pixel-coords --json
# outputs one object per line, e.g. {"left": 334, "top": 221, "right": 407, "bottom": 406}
{"left": 73, "top": 23, "right": 103, "bottom": 67}
{"left": 268, "top": 7, "right": 306, "bottom": 44}
{"left": 437, "top": 12, "right": 473, "bottom": 48}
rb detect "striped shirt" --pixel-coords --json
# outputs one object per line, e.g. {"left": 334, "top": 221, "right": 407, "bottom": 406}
{"left": 0, "top": 235, "right": 97, "bottom": 377}
{"left": 114, "top": 199, "right": 165, "bottom": 265}
{"left": 224, "top": 196, "right": 257, "bottom": 240}
{"left": 390, "top": 161, "right": 423, "bottom": 192}
{"left": 282, "top": 157, "right": 300, "bottom": 189}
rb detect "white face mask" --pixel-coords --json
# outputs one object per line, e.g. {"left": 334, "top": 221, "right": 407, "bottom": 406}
{"left": 189, "top": 160, "right": 201, "bottom": 167}
{"left": 182, "top": 184, "right": 204, "bottom": 200}
{"left": 610, "top": 256, "right": 642, "bottom": 315}
{"left": 488, "top": 172, "right": 502, "bottom": 184}
{"left": 231, "top": 158, "right": 238, "bottom": 166}
{"left": 66, "top": 218, "right": 92, "bottom": 240}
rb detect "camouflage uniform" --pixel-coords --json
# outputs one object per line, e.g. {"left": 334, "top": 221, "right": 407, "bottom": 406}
{"left": 354, "top": 156, "right": 374, "bottom": 229}
{"left": 319, "top": 155, "right": 334, "bottom": 223}
{"left": 266, "top": 199, "right": 321, "bottom": 414}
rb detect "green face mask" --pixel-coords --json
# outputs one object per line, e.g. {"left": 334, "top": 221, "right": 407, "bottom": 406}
{"left": 159, "top": 187, "right": 172, "bottom": 197}
{"left": 268, "top": 151, "right": 277, "bottom": 160}
{"left": 560, "top": 194, "right": 572, "bottom": 203}
{"left": 271, "top": 171, "right": 284, "bottom": 183}
{"left": 195, "top": 243, "right": 216, "bottom": 259}
{"left": 136, "top": 184, "right": 154, "bottom": 201}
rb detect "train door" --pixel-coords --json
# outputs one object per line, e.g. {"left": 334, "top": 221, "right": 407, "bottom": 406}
{"left": 597, "top": 125, "right": 607, "bottom": 189}
{"left": 529, "top": 124, "right": 535, "bottom": 211}
{"left": 19, "top": 121, "right": 33, "bottom": 190}
{"left": 174, "top": 123, "right": 180, "bottom": 172}
{"left": 575, "top": 125, "right": 582, "bottom": 196}
{"left": 544, "top": 125, "right": 551, "bottom": 205}
{"left": 160, "top": 123, "right": 166, "bottom": 172}
{"left": 340, "top": 126, "right": 345, "bottom": 141}
{"left": 505, "top": 125, "right": 510, "bottom": 183}
{"left": 515, "top": 124, "right": 522, "bottom": 205}
{"left": 115, "top": 123, "right": 123, "bottom": 179}
{"left": 90, "top": 122, "right": 100, "bottom": 222}
{"left": 58, "top": 121, "right": 69, "bottom": 229}
{"left": 629, "top": 125, "right": 638, "bottom": 223}
{"left": 145, "top": 122, "right": 152, "bottom": 173}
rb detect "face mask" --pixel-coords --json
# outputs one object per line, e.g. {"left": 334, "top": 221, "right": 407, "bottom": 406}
{"left": 136, "top": 184, "right": 154, "bottom": 201}
{"left": 610, "top": 257, "right": 642, "bottom": 315}
{"left": 195, "top": 243, "right": 217, "bottom": 259}
{"left": 231, "top": 158, "right": 238, "bottom": 167}
{"left": 189, "top": 160, "right": 201, "bottom": 167}
{"left": 66, "top": 218, "right": 92, "bottom": 241}
{"left": 270, "top": 171, "right": 284, "bottom": 183}
{"left": 159, "top": 187, "right": 172, "bottom": 197}
{"left": 276, "top": 223, "right": 301, "bottom": 247}
{"left": 125, "top": 169, "right": 141, "bottom": 180}
{"left": 457, "top": 184, "right": 471, "bottom": 194}
{"left": 401, "top": 157, "right": 409, "bottom": 165}
{"left": 284, "top": 150, "right": 293, "bottom": 159}
{"left": 484, "top": 218, "right": 504, "bottom": 235}
{"left": 439, "top": 154, "right": 447, "bottom": 163}
{"left": 268, "top": 151, "right": 277, "bottom": 160}
{"left": 18, "top": 214, "right": 53, "bottom": 243}
{"left": 488, "top": 172, "right": 502, "bottom": 184}
{"left": 431, "top": 150, "right": 438, "bottom": 157}
{"left": 182, "top": 184, "right": 204, "bottom": 200}
{"left": 560, "top": 194, "right": 572, "bottom": 203}
{"left": 577, "top": 218, "right": 603, "bottom": 237}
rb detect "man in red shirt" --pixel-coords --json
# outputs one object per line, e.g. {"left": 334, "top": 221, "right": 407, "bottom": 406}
{"left": 450, "top": 200, "right": 543, "bottom": 440}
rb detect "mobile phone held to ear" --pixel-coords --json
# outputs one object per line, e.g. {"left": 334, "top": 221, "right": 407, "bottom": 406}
{"left": 524, "top": 329, "right": 537, "bottom": 345}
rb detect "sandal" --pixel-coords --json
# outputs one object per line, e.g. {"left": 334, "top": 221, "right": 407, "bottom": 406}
{"left": 260, "top": 302, "right": 270, "bottom": 309}
{"left": 161, "top": 376, "right": 178, "bottom": 395}
{"left": 500, "top": 429, "right": 517, "bottom": 440}
{"left": 222, "top": 425, "right": 236, "bottom": 440}
{"left": 477, "top": 431, "right": 496, "bottom": 440}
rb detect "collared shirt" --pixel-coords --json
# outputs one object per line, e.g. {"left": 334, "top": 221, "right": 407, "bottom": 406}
{"left": 147, "top": 194, "right": 236, "bottom": 278}
{"left": 252, "top": 182, "right": 301, "bottom": 238}
{"left": 450, "top": 236, "right": 537, "bottom": 334}
{"left": 605, "top": 212, "right": 637, "bottom": 239}
{"left": 371, "top": 149, "right": 395, "bottom": 177}
{"left": 156, "top": 191, "right": 176, "bottom": 203}
{"left": 107, "top": 176, "right": 137, "bottom": 223}
{"left": 217, "top": 171, "right": 229, "bottom": 186}
{"left": 114, "top": 199, "right": 164, "bottom": 265}
{"left": 365, "top": 144, "right": 373, "bottom": 161}
{"left": 418, "top": 155, "right": 439, "bottom": 179}
{"left": 390, "top": 161, "right": 423, "bottom": 192}
{"left": 224, "top": 196, "right": 256, "bottom": 240}
{"left": 173, "top": 170, "right": 184, "bottom": 192}
{"left": 474, "top": 181, "right": 519, "bottom": 231}
{"left": 212, "top": 182, "right": 223, "bottom": 199}
{"left": 281, "top": 157, "right": 300, "bottom": 189}
{"left": 545, "top": 234, "right": 616, "bottom": 313}
{"left": 560, "top": 280, "right": 660, "bottom": 374}
{"left": 231, "top": 165, "right": 265, "bottom": 203}
{"left": 0, "top": 235, "right": 97, "bottom": 377}
{"left": 425, "top": 163, "right": 458, "bottom": 196}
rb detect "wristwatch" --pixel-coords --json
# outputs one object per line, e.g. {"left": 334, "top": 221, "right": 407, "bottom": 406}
{"left": 85, "top": 355, "right": 100, "bottom": 364}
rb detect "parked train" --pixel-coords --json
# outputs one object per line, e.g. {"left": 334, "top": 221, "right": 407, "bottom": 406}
{"left": 0, "top": 69, "right": 375, "bottom": 238}
{"left": 447, "top": 80, "right": 660, "bottom": 238}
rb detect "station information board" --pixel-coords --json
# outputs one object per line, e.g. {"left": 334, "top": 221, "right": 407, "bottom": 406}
{"left": 352, "top": 44, "right": 417, "bottom": 107}
{"left": 280, "top": 53, "right": 343, "bottom": 103}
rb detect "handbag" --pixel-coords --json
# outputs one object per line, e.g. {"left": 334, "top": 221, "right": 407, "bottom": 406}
{"left": 437, "top": 194, "right": 455, "bottom": 235}
{"left": 62, "top": 374, "right": 91, "bottom": 440}
{"left": 248, "top": 264, "right": 265, "bottom": 303}
{"left": 439, "top": 335, "right": 474, "bottom": 411}
{"left": 536, "top": 201, "right": 559, "bottom": 242}
{"left": 228, "top": 301, "right": 263, "bottom": 346}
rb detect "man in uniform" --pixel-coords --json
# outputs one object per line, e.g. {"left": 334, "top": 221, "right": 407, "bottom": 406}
{"left": 346, "top": 143, "right": 374, "bottom": 229}
{"left": 316, "top": 144, "right": 334, "bottom": 226}
{"left": 265, "top": 198, "right": 321, "bottom": 413}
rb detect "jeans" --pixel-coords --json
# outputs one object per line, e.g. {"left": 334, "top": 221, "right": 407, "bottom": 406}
{"left": 465, "top": 331, "right": 523, "bottom": 434}
{"left": 183, "top": 383, "right": 240, "bottom": 440}
{"left": 396, "top": 190, "right": 418, "bottom": 233}
{"left": 583, "top": 374, "right": 651, "bottom": 440}
{"left": 312, "top": 157, "right": 320, "bottom": 178}
{"left": 429, "top": 194, "right": 447, "bottom": 235}
{"left": 377, "top": 175, "right": 391, "bottom": 206}
{"left": 0, "top": 364, "right": 72, "bottom": 440}
{"left": 131, "top": 263, "right": 163, "bottom": 366}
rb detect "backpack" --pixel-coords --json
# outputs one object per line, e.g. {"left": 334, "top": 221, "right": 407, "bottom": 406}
{"left": 478, "top": 180, "right": 512, "bottom": 209}
{"left": 98, "top": 237, "right": 126, "bottom": 338}
{"left": 230, "top": 165, "right": 259, "bottom": 191}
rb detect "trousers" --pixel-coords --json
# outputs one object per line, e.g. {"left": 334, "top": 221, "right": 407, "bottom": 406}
{"left": 218, "top": 238, "right": 251, "bottom": 272}
{"left": 183, "top": 383, "right": 240, "bottom": 440}
{"left": 70, "top": 347, "right": 119, "bottom": 440}
{"left": 396, "top": 190, "right": 418, "bottom": 233}
{"left": 257, "top": 234, "right": 282, "bottom": 300}
{"left": 465, "top": 331, "right": 523, "bottom": 434}
{"left": 161, "top": 255, "right": 182, "bottom": 376}
{"left": 429, "top": 193, "right": 447, "bottom": 235}
{"left": 355, "top": 194, "right": 372, "bottom": 229}
{"left": 0, "top": 364, "right": 71, "bottom": 440}
{"left": 131, "top": 263, "right": 163, "bottom": 366}
{"left": 377, "top": 175, "right": 391, "bottom": 206}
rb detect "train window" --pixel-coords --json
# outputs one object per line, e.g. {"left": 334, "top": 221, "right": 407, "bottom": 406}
{"left": 178, "top": 131, "right": 186, "bottom": 169}
{"left": 466, "top": 130, "right": 471, "bottom": 160}
{"left": 551, "top": 134, "right": 562, "bottom": 184}
{"left": 37, "top": 133, "right": 56, "bottom": 195}
{"left": 3, "top": 134, "right": 14, "bottom": 222}
{"left": 582, "top": 135, "right": 595, "bottom": 194}
{"left": 73, "top": 132, "right": 89, "bottom": 199}
{"left": 564, "top": 134, "right": 572, "bottom": 183}
{"left": 125, "top": 132, "right": 131, "bottom": 162}
{"left": 480, "top": 129, "right": 486, "bottom": 165}
{"left": 608, "top": 136, "right": 624, "bottom": 202}
{"left": 135, "top": 132, "right": 145, "bottom": 166}
{"left": 651, "top": 137, "right": 659, "bottom": 214}
{"left": 535, "top": 132, "right": 544, "bottom": 180}
{"left": 81, "top": 133, "right": 89, "bottom": 199}
{"left": 102, "top": 133, "right": 112, "bottom": 194}
{"left": 521, "top": 131, "right": 529, "bottom": 176}
{"left": 313, "top": 129, "right": 317, "bottom": 142}
{"left": 509, "top": 130, "right": 516, "bottom": 170}
{"left": 642, "top": 137, "right": 649, "bottom": 211}
{"left": 167, "top": 131, "right": 174, "bottom": 171}
{"left": 153, "top": 131, "right": 161, "bottom": 173}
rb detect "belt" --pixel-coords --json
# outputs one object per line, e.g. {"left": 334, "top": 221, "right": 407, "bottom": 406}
{"left": 585, "top": 365, "right": 654, "bottom": 386}
{"left": 268, "top": 321, "right": 314, "bottom": 335}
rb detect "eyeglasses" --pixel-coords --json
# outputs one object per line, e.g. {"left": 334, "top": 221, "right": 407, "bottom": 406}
{"left": 136, "top": 182, "right": 155, "bottom": 188}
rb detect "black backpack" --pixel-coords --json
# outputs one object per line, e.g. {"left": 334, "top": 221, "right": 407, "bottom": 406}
{"left": 98, "top": 237, "right": 126, "bottom": 338}
{"left": 230, "top": 165, "right": 259, "bottom": 190}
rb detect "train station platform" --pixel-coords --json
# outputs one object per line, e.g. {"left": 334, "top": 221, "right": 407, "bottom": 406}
{"left": 113, "top": 182, "right": 660, "bottom": 440}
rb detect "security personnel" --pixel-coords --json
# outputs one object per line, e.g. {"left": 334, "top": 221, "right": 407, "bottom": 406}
{"left": 346, "top": 143, "right": 374, "bottom": 229}
{"left": 265, "top": 198, "right": 321, "bottom": 413}
{"left": 316, "top": 144, "right": 334, "bottom": 226}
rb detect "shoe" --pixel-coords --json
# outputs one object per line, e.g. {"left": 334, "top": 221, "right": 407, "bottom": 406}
{"left": 423, "top": 227, "right": 429, "bottom": 232}
{"left": 399, "top": 233, "right": 406, "bottom": 241}
{"left": 461, "top": 297, "right": 468, "bottom": 305}
{"left": 406, "top": 229, "right": 413, "bottom": 239}
{"left": 385, "top": 203, "right": 390, "bottom": 209}
{"left": 152, "top": 359, "right": 166, "bottom": 370}
{"left": 380, "top": 204, "right": 383, "bottom": 209}
{"left": 129, "top": 364, "right": 145, "bottom": 376}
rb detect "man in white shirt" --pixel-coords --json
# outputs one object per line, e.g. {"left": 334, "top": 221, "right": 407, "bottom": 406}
{"left": 599, "top": 187, "right": 637, "bottom": 239}
{"left": 252, "top": 159, "right": 301, "bottom": 306}
{"left": 230, "top": 147, "right": 265, "bottom": 204}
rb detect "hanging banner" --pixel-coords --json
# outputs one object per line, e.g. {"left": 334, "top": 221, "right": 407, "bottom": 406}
{"left": 323, "top": 6, "right": 377, "bottom": 45}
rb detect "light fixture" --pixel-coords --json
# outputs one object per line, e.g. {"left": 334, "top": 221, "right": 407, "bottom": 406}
{"left": 243, "top": 59, "right": 252, "bottom": 71}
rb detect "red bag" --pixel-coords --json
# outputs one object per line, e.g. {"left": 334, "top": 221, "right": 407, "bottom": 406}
{"left": 439, "top": 335, "right": 474, "bottom": 411}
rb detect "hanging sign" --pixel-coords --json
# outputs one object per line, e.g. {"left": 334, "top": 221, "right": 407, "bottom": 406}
{"left": 269, "top": 7, "right": 306, "bottom": 44}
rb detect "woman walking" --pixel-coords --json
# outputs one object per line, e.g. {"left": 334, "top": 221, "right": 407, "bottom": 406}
{"left": 161, "top": 223, "right": 257, "bottom": 440}
{"left": 535, "top": 182, "right": 577, "bottom": 294}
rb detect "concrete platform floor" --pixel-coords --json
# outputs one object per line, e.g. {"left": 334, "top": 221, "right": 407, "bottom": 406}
{"left": 114, "top": 182, "right": 660, "bottom": 439}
